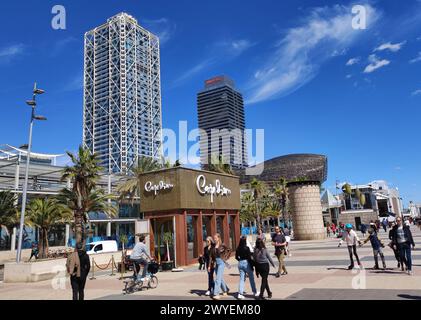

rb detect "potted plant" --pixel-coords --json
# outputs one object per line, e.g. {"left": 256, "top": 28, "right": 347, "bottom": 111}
{"left": 161, "top": 232, "right": 174, "bottom": 271}
{"left": 119, "top": 234, "right": 128, "bottom": 273}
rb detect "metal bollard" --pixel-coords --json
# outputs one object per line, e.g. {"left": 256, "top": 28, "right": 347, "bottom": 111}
{"left": 90, "top": 257, "right": 96, "bottom": 280}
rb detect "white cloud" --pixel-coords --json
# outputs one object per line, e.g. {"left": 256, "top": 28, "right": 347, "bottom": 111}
{"left": 411, "top": 89, "right": 421, "bottom": 96}
{"left": 0, "top": 44, "right": 24, "bottom": 62}
{"left": 409, "top": 52, "right": 421, "bottom": 63}
{"left": 374, "top": 41, "right": 406, "bottom": 52}
{"left": 394, "top": 166, "right": 402, "bottom": 171}
{"left": 245, "top": 4, "right": 380, "bottom": 104}
{"left": 346, "top": 74, "right": 352, "bottom": 79}
{"left": 143, "top": 18, "right": 176, "bottom": 45}
{"left": 173, "top": 58, "right": 215, "bottom": 85}
{"left": 51, "top": 37, "right": 77, "bottom": 56}
{"left": 363, "top": 54, "right": 390, "bottom": 73}
{"left": 173, "top": 40, "right": 253, "bottom": 86}
{"left": 229, "top": 40, "right": 255, "bottom": 55}
{"left": 346, "top": 57, "right": 360, "bottom": 66}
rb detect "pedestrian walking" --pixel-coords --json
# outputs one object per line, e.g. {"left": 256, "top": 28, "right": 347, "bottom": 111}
{"left": 66, "top": 242, "right": 90, "bottom": 300}
{"left": 388, "top": 222, "right": 404, "bottom": 270}
{"left": 391, "top": 217, "right": 415, "bottom": 275}
{"left": 271, "top": 226, "right": 288, "bottom": 277}
{"left": 235, "top": 236, "right": 258, "bottom": 299}
{"left": 338, "top": 224, "right": 363, "bottom": 270}
{"left": 360, "top": 224, "right": 367, "bottom": 237}
{"left": 360, "top": 227, "right": 386, "bottom": 270}
{"left": 382, "top": 219, "right": 388, "bottom": 232}
{"left": 375, "top": 220, "right": 381, "bottom": 232}
{"left": 331, "top": 223, "right": 337, "bottom": 236}
{"left": 203, "top": 237, "right": 215, "bottom": 296}
{"left": 210, "top": 233, "right": 231, "bottom": 300}
{"left": 327, "top": 224, "right": 331, "bottom": 237}
{"left": 28, "top": 242, "right": 38, "bottom": 261}
{"left": 257, "top": 229, "right": 266, "bottom": 243}
{"left": 253, "top": 238, "right": 275, "bottom": 300}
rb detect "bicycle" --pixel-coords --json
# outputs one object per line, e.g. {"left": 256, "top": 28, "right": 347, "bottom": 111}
{"left": 123, "top": 260, "right": 159, "bottom": 294}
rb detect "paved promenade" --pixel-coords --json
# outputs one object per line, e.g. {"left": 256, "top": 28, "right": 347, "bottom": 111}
{"left": 1, "top": 226, "right": 421, "bottom": 300}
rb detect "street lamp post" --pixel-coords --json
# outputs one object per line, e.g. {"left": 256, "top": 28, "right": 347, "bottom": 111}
{"left": 16, "top": 82, "right": 46, "bottom": 263}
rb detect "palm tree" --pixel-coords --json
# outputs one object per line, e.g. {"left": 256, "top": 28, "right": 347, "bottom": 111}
{"left": 60, "top": 146, "right": 114, "bottom": 246}
{"left": 250, "top": 178, "right": 265, "bottom": 229}
{"left": 274, "top": 177, "right": 288, "bottom": 225}
{"left": 26, "top": 198, "right": 72, "bottom": 259}
{"left": 0, "top": 191, "right": 17, "bottom": 249}
{"left": 240, "top": 192, "right": 254, "bottom": 224}
{"left": 117, "top": 156, "right": 163, "bottom": 202}
{"left": 204, "top": 154, "right": 234, "bottom": 175}
{"left": 342, "top": 183, "right": 352, "bottom": 210}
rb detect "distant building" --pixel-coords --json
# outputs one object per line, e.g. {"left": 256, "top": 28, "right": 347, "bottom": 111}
{"left": 336, "top": 180, "right": 403, "bottom": 228}
{"left": 83, "top": 13, "right": 163, "bottom": 174}
{"left": 0, "top": 144, "right": 140, "bottom": 251}
{"left": 197, "top": 75, "right": 247, "bottom": 170}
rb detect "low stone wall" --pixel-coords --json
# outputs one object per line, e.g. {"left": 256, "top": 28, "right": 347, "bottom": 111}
{"left": 3, "top": 251, "right": 122, "bottom": 283}
{"left": 337, "top": 211, "right": 379, "bottom": 226}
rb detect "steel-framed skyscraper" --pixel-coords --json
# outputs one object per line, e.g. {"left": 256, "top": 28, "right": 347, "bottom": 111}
{"left": 83, "top": 13, "right": 163, "bottom": 174}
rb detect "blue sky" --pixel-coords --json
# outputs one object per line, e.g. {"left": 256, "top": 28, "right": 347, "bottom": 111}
{"left": 0, "top": 0, "right": 420, "bottom": 204}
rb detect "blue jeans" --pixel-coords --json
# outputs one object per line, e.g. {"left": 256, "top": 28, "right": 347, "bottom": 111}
{"left": 398, "top": 243, "right": 412, "bottom": 271}
{"left": 238, "top": 260, "right": 256, "bottom": 295}
{"left": 213, "top": 258, "right": 228, "bottom": 295}
{"left": 130, "top": 258, "right": 148, "bottom": 279}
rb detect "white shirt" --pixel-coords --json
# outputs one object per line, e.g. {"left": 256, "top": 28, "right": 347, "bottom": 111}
{"left": 339, "top": 230, "right": 360, "bottom": 246}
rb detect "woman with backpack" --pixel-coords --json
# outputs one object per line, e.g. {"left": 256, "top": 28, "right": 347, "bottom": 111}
{"left": 235, "top": 235, "right": 258, "bottom": 299}
{"left": 253, "top": 238, "right": 275, "bottom": 300}
{"left": 209, "top": 233, "right": 230, "bottom": 300}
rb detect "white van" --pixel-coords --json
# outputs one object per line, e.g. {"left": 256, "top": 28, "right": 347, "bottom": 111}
{"left": 86, "top": 240, "right": 118, "bottom": 255}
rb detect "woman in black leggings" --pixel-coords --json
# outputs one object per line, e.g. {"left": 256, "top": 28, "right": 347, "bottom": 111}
{"left": 253, "top": 238, "right": 275, "bottom": 299}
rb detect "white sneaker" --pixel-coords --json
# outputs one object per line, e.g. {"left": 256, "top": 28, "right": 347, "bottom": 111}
{"left": 254, "top": 292, "right": 260, "bottom": 297}
{"left": 408, "top": 270, "right": 413, "bottom": 275}
{"left": 205, "top": 290, "right": 211, "bottom": 296}
{"left": 237, "top": 294, "right": 245, "bottom": 300}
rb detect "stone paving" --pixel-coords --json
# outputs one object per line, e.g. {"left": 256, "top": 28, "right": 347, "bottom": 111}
{"left": 1, "top": 226, "right": 421, "bottom": 300}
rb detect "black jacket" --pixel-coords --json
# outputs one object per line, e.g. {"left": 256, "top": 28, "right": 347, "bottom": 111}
{"left": 391, "top": 225, "right": 415, "bottom": 247}
{"left": 235, "top": 246, "right": 252, "bottom": 261}
{"left": 78, "top": 251, "right": 91, "bottom": 278}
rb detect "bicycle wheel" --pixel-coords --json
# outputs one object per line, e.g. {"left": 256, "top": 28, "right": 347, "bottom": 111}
{"left": 149, "top": 276, "right": 158, "bottom": 289}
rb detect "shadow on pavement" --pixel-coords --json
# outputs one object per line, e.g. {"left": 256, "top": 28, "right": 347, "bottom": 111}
{"left": 189, "top": 289, "right": 207, "bottom": 297}
{"left": 326, "top": 267, "right": 349, "bottom": 270}
{"left": 369, "top": 269, "right": 405, "bottom": 275}
{"left": 398, "top": 294, "right": 421, "bottom": 300}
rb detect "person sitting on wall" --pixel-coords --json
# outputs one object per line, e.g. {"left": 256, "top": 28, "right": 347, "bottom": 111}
{"left": 130, "top": 235, "right": 152, "bottom": 281}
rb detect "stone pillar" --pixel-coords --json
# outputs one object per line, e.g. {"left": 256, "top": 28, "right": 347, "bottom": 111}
{"left": 288, "top": 182, "right": 325, "bottom": 240}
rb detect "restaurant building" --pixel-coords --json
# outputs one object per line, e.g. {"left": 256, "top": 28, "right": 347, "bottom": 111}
{"left": 138, "top": 167, "right": 241, "bottom": 267}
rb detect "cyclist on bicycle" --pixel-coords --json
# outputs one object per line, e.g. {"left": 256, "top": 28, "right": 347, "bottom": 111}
{"left": 130, "top": 235, "right": 152, "bottom": 281}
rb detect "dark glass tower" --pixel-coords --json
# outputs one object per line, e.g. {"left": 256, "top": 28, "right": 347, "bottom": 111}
{"left": 197, "top": 76, "right": 247, "bottom": 170}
